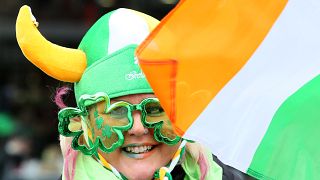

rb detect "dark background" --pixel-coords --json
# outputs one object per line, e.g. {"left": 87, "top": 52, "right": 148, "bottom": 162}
{"left": 0, "top": 0, "right": 177, "bottom": 179}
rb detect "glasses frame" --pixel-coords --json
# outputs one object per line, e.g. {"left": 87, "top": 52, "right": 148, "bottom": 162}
{"left": 58, "top": 92, "right": 180, "bottom": 155}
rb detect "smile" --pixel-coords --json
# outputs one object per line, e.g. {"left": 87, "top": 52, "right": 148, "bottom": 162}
{"left": 121, "top": 144, "right": 156, "bottom": 159}
{"left": 124, "top": 145, "right": 153, "bottom": 154}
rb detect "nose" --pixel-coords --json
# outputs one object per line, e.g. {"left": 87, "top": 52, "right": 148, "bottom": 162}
{"left": 127, "top": 110, "right": 148, "bottom": 136}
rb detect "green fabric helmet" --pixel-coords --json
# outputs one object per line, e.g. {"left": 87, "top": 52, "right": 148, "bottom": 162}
{"left": 74, "top": 8, "right": 159, "bottom": 104}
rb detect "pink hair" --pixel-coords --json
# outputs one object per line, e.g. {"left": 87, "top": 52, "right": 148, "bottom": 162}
{"left": 54, "top": 86, "right": 71, "bottom": 109}
{"left": 198, "top": 152, "right": 208, "bottom": 180}
{"left": 186, "top": 142, "right": 209, "bottom": 179}
{"left": 55, "top": 86, "right": 78, "bottom": 180}
{"left": 61, "top": 136, "right": 78, "bottom": 180}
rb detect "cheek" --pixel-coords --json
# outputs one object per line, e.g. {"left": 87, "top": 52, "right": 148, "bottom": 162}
{"left": 98, "top": 148, "right": 122, "bottom": 167}
{"left": 98, "top": 144, "right": 126, "bottom": 160}
{"left": 158, "top": 143, "right": 180, "bottom": 163}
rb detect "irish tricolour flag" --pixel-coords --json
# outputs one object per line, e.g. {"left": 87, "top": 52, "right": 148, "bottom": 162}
{"left": 137, "top": 0, "right": 320, "bottom": 179}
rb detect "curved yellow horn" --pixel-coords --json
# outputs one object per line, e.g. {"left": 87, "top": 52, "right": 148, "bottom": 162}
{"left": 16, "top": 5, "right": 87, "bottom": 82}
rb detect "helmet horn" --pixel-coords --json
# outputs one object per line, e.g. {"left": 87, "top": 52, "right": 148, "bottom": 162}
{"left": 16, "top": 5, "right": 87, "bottom": 82}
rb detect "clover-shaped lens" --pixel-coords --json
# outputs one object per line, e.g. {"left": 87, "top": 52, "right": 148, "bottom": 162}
{"left": 58, "top": 92, "right": 134, "bottom": 155}
{"left": 142, "top": 99, "right": 180, "bottom": 145}
{"left": 86, "top": 100, "right": 132, "bottom": 152}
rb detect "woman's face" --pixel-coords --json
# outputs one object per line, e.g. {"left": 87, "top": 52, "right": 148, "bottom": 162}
{"left": 89, "top": 94, "right": 180, "bottom": 180}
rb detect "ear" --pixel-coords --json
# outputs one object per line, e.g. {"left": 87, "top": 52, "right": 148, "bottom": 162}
{"left": 69, "top": 116, "right": 82, "bottom": 132}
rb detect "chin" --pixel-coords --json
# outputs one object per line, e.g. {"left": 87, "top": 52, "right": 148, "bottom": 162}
{"left": 126, "top": 171, "right": 154, "bottom": 180}
{"left": 117, "top": 152, "right": 163, "bottom": 180}
{"left": 120, "top": 158, "right": 159, "bottom": 180}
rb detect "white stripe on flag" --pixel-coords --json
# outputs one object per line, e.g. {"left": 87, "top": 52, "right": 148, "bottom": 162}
{"left": 184, "top": 0, "right": 320, "bottom": 172}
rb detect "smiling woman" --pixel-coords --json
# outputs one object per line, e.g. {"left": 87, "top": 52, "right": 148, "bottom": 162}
{"left": 15, "top": 4, "right": 249, "bottom": 180}
{"left": 93, "top": 94, "right": 180, "bottom": 179}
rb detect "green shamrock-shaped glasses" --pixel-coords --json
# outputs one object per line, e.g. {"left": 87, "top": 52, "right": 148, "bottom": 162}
{"left": 58, "top": 92, "right": 180, "bottom": 155}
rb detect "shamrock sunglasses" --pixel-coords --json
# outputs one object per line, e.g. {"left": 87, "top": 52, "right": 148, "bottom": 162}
{"left": 58, "top": 92, "right": 181, "bottom": 155}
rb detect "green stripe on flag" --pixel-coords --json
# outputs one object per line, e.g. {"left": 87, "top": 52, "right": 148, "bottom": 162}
{"left": 248, "top": 75, "right": 320, "bottom": 180}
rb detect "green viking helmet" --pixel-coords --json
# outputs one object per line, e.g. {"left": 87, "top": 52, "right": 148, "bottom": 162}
{"left": 76, "top": 8, "right": 159, "bottom": 103}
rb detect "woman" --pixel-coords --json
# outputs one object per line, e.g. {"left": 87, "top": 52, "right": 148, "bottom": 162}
{"left": 16, "top": 5, "right": 251, "bottom": 180}
{"left": 56, "top": 89, "right": 221, "bottom": 179}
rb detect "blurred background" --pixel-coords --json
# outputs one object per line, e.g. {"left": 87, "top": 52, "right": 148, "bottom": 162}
{"left": 0, "top": 0, "right": 177, "bottom": 179}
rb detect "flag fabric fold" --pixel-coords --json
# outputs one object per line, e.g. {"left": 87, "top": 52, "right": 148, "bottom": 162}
{"left": 137, "top": 0, "right": 320, "bottom": 179}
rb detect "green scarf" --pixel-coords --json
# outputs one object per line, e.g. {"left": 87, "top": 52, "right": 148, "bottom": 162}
{"left": 182, "top": 148, "right": 222, "bottom": 180}
{"left": 63, "top": 149, "right": 222, "bottom": 180}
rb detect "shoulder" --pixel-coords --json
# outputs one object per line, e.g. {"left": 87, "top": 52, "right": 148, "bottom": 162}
{"left": 212, "top": 154, "right": 256, "bottom": 180}
{"left": 184, "top": 142, "right": 256, "bottom": 180}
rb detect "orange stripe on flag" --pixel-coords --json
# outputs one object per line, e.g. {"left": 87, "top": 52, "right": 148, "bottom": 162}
{"left": 137, "top": 0, "right": 288, "bottom": 136}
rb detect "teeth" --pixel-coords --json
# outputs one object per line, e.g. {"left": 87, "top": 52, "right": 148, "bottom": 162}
{"left": 125, "top": 145, "right": 153, "bottom": 153}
